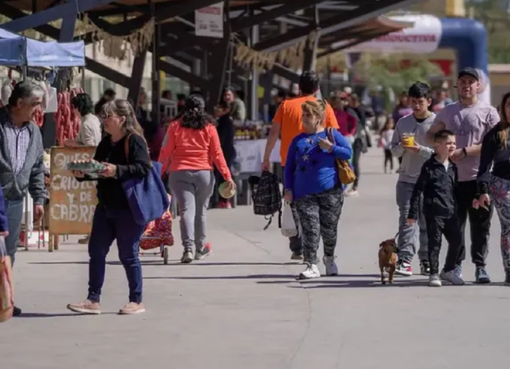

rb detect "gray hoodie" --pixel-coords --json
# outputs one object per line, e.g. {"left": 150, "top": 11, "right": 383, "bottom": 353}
{"left": 390, "top": 113, "right": 436, "bottom": 184}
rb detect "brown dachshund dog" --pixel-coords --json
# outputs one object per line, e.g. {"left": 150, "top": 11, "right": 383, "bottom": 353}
{"left": 379, "top": 238, "right": 398, "bottom": 284}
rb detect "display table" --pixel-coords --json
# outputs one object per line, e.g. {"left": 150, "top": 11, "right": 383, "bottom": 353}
{"left": 234, "top": 139, "right": 281, "bottom": 174}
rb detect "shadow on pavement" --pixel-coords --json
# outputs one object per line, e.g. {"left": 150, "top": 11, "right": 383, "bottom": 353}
{"left": 17, "top": 312, "right": 87, "bottom": 318}
{"left": 144, "top": 274, "right": 296, "bottom": 280}
{"left": 287, "top": 278, "right": 456, "bottom": 288}
{"left": 29, "top": 261, "right": 300, "bottom": 267}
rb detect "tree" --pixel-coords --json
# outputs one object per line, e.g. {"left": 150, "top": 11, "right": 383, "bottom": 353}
{"left": 466, "top": 0, "right": 510, "bottom": 63}
{"left": 353, "top": 54, "right": 443, "bottom": 92}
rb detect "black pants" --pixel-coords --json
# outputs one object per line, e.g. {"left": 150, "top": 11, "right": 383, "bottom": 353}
{"left": 426, "top": 214, "right": 462, "bottom": 275}
{"left": 295, "top": 186, "right": 344, "bottom": 264}
{"left": 352, "top": 139, "right": 363, "bottom": 190}
{"left": 211, "top": 158, "right": 234, "bottom": 206}
{"left": 282, "top": 166, "right": 302, "bottom": 255}
{"left": 456, "top": 180, "right": 493, "bottom": 267}
{"left": 383, "top": 149, "right": 393, "bottom": 171}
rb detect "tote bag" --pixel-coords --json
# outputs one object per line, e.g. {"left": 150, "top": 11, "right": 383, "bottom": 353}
{"left": 0, "top": 237, "right": 13, "bottom": 323}
{"left": 122, "top": 134, "right": 170, "bottom": 225}
{"left": 281, "top": 202, "right": 298, "bottom": 238}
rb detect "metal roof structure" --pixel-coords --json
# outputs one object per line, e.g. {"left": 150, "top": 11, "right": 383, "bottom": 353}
{"left": 0, "top": 0, "right": 419, "bottom": 120}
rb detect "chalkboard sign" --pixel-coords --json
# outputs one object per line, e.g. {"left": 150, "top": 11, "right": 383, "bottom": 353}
{"left": 48, "top": 146, "right": 98, "bottom": 236}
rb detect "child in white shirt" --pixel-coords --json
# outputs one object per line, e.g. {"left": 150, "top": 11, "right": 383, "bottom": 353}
{"left": 379, "top": 117, "right": 395, "bottom": 173}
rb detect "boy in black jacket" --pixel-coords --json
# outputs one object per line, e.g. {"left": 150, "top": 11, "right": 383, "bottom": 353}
{"left": 407, "top": 130, "right": 464, "bottom": 287}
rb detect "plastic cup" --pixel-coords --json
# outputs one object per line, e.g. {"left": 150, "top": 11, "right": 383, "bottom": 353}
{"left": 403, "top": 133, "right": 415, "bottom": 147}
{"left": 218, "top": 181, "right": 236, "bottom": 199}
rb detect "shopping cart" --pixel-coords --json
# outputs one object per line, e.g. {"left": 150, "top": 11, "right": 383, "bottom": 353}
{"left": 139, "top": 195, "right": 174, "bottom": 264}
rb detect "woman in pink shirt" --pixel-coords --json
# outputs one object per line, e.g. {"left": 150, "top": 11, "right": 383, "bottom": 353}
{"left": 331, "top": 95, "right": 357, "bottom": 142}
{"left": 159, "top": 94, "right": 236, "bottom": 263}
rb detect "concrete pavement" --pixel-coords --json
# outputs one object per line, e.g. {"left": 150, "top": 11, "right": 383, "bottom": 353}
{"left": 1, "top": 149, "right": 509, "bottom": 369}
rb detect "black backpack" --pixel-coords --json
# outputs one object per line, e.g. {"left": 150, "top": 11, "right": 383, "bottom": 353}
{"left": 248, "top": 171, "right": 282, "bottom": 230}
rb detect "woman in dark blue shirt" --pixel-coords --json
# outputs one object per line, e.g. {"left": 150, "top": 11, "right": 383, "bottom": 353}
{"left": 284, "top": 100, "right": 352, "bottom": 280}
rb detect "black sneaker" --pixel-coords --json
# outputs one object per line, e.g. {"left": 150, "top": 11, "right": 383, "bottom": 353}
{"left": 505, "top": 272, "right": 510, "bottom": 286}
{"left": 420, "top": 261, "right": 430, "bottom": 276}
{"left": 13, "top": 306, "right": 22, "bottom": 316}
{"left": 475, "top": 267, "right": 491, "bottom": 284}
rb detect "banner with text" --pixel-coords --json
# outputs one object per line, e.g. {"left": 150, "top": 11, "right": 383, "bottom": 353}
{"left": 195, "top": 2, "right": 224, "bottom": 38}
{"left": 49, "top": 146, "right": 97, "bottom": 235}
{"left": 347, "top": 14, "right": 442, "bottom": 54}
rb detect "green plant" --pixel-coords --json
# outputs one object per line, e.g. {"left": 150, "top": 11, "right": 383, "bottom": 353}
{"left": 353, "top": 55, "right": 444, "bottom": 110}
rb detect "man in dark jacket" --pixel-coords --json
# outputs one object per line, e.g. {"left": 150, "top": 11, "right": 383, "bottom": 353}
{"left": 211, "top": 101, "right": 236, "bottom": 208}
{"left": 0, "top": 81, "right": 48, "bottom": 316}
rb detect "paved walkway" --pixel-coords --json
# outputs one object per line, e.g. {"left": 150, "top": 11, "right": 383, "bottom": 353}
{"left": 2, "top": 150, "right": 509, "bottom": 369}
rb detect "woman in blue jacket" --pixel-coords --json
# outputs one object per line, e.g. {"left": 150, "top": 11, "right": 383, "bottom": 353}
{"left": 284, "top": 100, "right": 352, "bottom": 280}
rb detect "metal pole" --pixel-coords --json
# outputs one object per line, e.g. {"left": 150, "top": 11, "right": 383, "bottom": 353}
{"left": 149, "top": 0, "right": 161, "bottom": 123}
{"left": 250, "top": 24, "right": 259, "bottom": 121}
{"left": 24, "top": 196, "right": 29, "bottom": 251}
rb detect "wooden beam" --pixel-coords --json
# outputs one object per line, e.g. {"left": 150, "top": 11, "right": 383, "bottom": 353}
{"left": 86, "top": 58, "right": 131, "bottom": 87}
{"left": 254, "top": 0, "right": 421, "bottom": 52}
{"left": 230, "top": 0, "right": 324, "bottom": 32}
{"left": 1, "top": 0, "right": 117, "bottom": 33}
{"left": 127, "top": 50, "right": 148, "bottom": 108}
{"left": 157, "top": 59, "right": 209, "bottom": 91}
{"left": 302, "top": 6, "right": 319, "bottom": 71}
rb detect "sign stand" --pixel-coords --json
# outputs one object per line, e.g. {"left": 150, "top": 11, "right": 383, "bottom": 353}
{"left": 48, "top": 146, "right": 97, "bottom": 252}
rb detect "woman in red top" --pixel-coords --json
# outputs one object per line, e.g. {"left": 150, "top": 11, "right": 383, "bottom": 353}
{"left": 159, "top": 94, "right": 236, "bottom": 263}
{"left": 331, "top": 95, "right": 357, "bottom": 143}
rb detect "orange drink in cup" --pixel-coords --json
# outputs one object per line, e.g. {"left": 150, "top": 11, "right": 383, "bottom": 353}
{"left": 402, "top": 133, "right": 415, "bottom": 147}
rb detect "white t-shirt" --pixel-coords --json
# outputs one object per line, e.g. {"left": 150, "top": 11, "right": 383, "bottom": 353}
{"left": 380, "top": 129, "right": 394, "bottom": 149}
{"left": 76, "top": 114, "right": 102, "bottom": 146}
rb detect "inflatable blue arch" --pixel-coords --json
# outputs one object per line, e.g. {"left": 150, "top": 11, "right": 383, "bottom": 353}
{"left": 350, "top": 14, "right": 491, "bottom": 102}
{"left": 440, "top": 17, "right": 489, "bottom": 102}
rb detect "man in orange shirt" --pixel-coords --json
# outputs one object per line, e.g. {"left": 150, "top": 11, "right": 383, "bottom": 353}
{"left": 262, "top": 71, "right": 339, "bottom": 260}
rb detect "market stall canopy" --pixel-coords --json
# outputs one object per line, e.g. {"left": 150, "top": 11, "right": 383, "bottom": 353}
{"left": 0, "top": 28, "right": 85, "bottom": 67}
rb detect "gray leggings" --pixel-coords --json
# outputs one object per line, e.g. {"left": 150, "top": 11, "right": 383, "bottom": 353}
{"left": 169, "top": 170, "right": 215, "bottom": 252}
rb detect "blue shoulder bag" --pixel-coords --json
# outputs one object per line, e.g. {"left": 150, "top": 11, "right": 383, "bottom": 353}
{"left": 122, "top": 134, "right": 169, "bottom": 225}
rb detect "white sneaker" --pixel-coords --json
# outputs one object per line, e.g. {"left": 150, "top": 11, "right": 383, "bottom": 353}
{"left": 395, "top": 261, "right": 413, "bottom": 276}
{"left": 345, "top": 190, "right": 359, "bottom": 197}
{"left": 322, "top": 255, "right": 338, "bottom": 276}
{"left": 440, "top": 269, "right": 465, "bottom": 285}
{"left": 429, "top": 274, "right": 442, "bottom": 287}
{"left": 298, "top": 264, "right": 321, "bottom": 280}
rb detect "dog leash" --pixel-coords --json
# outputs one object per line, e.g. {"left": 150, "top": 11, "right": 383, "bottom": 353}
{"left": 392, "top": 231, "right": 400, "bottom": 240}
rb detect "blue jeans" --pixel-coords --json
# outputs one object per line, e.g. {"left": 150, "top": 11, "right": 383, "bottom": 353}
{"left": 87, "top": 205, "right": 145, "bottom": 303}
{"left": 4, "top": 199, "right": 24, "bottom": 265}
{"left": 396, "top": 181, "right": 428, "bottom": 263}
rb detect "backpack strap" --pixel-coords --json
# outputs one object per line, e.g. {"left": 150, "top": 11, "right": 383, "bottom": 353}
{"left": 263, "top": 216, "right": 272, "bottom": 231}
{"left": 124, "top": 132, "right": 133, "bottom": 164}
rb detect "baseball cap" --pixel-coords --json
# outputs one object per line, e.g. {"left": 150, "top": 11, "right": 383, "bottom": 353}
{"left": 458, "top": 67, "right": 479, "bottom": 81}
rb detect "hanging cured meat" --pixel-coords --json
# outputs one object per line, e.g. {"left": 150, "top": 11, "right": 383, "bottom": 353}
{"left": 54, "top": 87, "right": 84, "bottom": 145}
{"left": 33, "top": 106, "right": 44, "bottom": 127}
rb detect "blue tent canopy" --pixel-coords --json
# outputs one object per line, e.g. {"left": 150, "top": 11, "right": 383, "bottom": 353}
{"left": 0, "top": 28, "right": 85, "bottom": 67}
